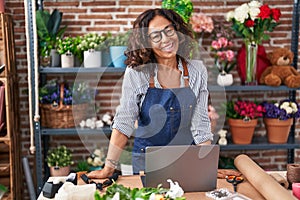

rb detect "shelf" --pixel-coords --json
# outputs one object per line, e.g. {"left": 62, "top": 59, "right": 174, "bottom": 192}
{"left": 41, "top": 126, "right": 112, "bottom": 136}
{"left": 0, "top": 164, "right": 10, "bottom": 176}
{"left": 208, "top": 85, "right": 297, "bottom": 92}
{"left": 39, "top": 67, "right": 126, "bottom": 74}
{"left": 220, "top": 136, "right": 300, "bottom": 150}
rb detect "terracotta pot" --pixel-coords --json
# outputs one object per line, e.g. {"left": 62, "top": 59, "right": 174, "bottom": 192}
{"left": 228, "top": 118, "right": 258, "bottom": 144}
{"left": 50, "top": 166, "right": 70, "bottom": 176}
{"left": 263, "top": 118, "right": 293, "bottom": 144}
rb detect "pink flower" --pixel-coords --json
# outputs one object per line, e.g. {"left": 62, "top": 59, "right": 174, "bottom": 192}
{"left": 226, "top": 50, "right": 235, "bottom": 62}
{"left": 211, "top": 40, "right": 221, "bottom": 50}
{"left": 218, "top": 37, "right": 228, "bottom": 48}
{"left": 190, "top": 13, "right": 214, "bottom": 33}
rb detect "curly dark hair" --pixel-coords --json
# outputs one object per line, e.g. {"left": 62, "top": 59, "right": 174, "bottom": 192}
{"left": 124, "top": 8, "right": 194, "bottom": 69}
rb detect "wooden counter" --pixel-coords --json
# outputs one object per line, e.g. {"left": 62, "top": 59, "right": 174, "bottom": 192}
{"left": 38, "top": 174, "right": 267, "bottom": 200}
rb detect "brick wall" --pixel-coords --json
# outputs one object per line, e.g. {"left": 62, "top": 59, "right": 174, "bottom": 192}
{"left": 3, "top": 0, "right": 300, "bottom": 199}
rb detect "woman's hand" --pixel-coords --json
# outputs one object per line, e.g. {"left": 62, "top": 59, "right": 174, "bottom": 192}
{"left": 87, "top": 166, "right": 115, "bottom": 179}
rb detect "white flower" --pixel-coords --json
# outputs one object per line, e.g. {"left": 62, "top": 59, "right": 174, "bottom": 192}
{"left": 226, "top": 11, "right": 235, "bottom": 21}
{"left": 234, "top": 3, "right": 250, "bottom": 23}
{"left": 291, "top": 102, "right": 298, "bottom": 112}
{"left": 85, "top": 118, "right": 93, "bottom": 127}
{"left": 93, "top": 157, "right": 103, "bottom": 166}
{"left": 79, "top": 120, "right": 86, "bottom": 128}
{"left": 96, "top": 120, "right": 104, "bottom": 128}
{"left": 102, "top": 113, "right": 112, "bottom": 123}
{"left": 248, "top": 6, "right": 260, "bottom": 20}
{"left": 274, "top": 103, "right": 279, "bottom": 107}
{"left": 285, "top": 107, "right": 293, "bottom": 114}
{"left": 248, "top": 0, "right": 262, "bottom": 8}
{"left": 165, "top": 179, "right": 184, "bottom": 199}
{"left": 111, "top": 192, "right": 120, "bottom": 200}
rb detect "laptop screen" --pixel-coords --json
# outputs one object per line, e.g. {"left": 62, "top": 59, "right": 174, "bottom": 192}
{"left": 144, "top": 145, "right": 220, "bottom": 192}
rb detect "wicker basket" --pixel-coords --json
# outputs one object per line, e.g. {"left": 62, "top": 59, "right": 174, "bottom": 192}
{"left": 40, "top": 84, "right": 89, "bottom": 128}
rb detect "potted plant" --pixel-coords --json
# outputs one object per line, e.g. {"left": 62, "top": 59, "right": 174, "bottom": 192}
{"left": 210, "top": 22, "right": 236, "bottom": 87}
{"left": 77, "top": 33, "right": 107, "bottom": 68}
{"left": 109, "top": 31, "right": 130, "bottom": 68}
{"left": 99, "top": 32, "right": 113, "bottom": 67}
{"left": 36, "top": 9, "right": 67, "bottom": 67}
{"left": 56, "top": 36, "right": 76, "bottom": 68}
{"left": 224, "top": 99, "right": 264, "bottom": 144}
{"left": 46, "top": 145, "right": 74, "bottom": 176}
{"left": 261, "top": 99, "right": 300, "bottom": 144}
{"left": 39, "top": 80, "right": 94, "bottom": 128}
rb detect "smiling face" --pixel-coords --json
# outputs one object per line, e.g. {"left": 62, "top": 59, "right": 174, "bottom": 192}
{"left": 147, "top": 15, "right": 179, "bottom": 61}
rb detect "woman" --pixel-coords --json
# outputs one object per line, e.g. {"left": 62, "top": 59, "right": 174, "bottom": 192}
{"left": 88, "top": 8, "right": 213, "bottom": 178}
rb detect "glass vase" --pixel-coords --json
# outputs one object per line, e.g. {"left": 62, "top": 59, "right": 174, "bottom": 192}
{"left": 245, "top": 41, "right": 258, "bottom": 85}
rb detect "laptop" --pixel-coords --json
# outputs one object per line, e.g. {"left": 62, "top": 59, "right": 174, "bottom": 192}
{"left": 143, "top": 145, "right": 220, "bottom": 192}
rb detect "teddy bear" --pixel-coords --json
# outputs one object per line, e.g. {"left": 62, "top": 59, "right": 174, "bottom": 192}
{"left": 259, "top": 47, "right": 300, "bottom": 88}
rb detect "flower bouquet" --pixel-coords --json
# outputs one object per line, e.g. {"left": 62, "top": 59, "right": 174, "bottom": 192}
{"left": 261, "top": 100, "right": 300, "bottom": 143}
{"left": 189, "top": 12, "right": 214, "bottom": 44}
{"left": 225, "top": 99, "right": 264, "bottom": 144}
{"left": 39, "top": 80, "right": 94, "bottom": 128}
{"left": 226, "top": 0, "right": 281, "bottom": 85}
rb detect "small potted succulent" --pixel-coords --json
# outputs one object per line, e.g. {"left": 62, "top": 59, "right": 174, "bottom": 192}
{"left": 46, "top": 145, "right": 74, "bottom": 176}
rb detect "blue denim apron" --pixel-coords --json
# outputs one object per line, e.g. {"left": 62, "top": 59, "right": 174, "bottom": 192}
{"left": 132, "top": 61, "right": 197, "bottom": 174}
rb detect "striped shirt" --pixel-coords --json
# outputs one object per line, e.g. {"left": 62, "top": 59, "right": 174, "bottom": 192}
{"left": 112, "top": 59, "right": 213, "bottom": 144}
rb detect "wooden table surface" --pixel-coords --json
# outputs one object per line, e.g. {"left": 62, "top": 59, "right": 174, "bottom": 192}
{"left": 38, "top": 174, "right": 268, "bottom": 200}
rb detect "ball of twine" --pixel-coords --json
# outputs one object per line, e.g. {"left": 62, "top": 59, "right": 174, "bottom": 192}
{"left": 287, "top": 164, "right": 300, "bottom": 189}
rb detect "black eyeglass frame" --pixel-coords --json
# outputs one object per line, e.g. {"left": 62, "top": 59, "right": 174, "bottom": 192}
{"left": 147, "top": 24, "right": 176, "bottom": 43}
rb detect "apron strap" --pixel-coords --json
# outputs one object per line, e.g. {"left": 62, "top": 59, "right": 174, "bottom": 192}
{"left": 149, "top": 59, "right": 189, "bottom": 88}
{"left": 182, "top": 60, "right": 189, "bottom": 87}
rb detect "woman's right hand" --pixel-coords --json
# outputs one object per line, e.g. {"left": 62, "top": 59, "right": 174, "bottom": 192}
{"left": 87, "top": 166, "right": 115, "bottom": 179}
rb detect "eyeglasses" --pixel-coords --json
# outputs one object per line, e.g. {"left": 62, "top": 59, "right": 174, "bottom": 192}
{"left": 148, "top": 24, "right": 176, "bottom": 43}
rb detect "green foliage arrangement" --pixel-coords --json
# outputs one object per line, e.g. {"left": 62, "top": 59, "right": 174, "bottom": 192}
{"left": 77, "top": 33, "right": 107, "bottom": 51}
{"left": 94, "top": 183, "right": 186, "bottom": 200}
{"left": 46, "top": 145, "right": 74, "bottom": 167}
{"left": 75, "top": 160, "right": 90, "bottom": 172}
{"left": 36, "top": 9, "right": 67, "bottom": 56}
{"left": 56, "top": 36, "right": 76, "bottom": 55}
{"left": 161, "top": 0, "right": 193, "bottom": 23}
{"left": 108, "top": 31, "right": 130, "bottom": 46}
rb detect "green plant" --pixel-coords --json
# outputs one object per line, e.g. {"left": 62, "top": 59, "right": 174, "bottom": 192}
{"left": 56, "top": 36, "right": 76, "bottom": 55}
{"left": 162, "top": 0, "right": 193, "bottom": 23}
{"left": 36, "top": 9, "right": 67, "bottom": 57}
{"left": 0, "top": 184, "right": 7, "bottom": 199}
{"left": 46, "top": 145, "right": 74, "bottom": 167}
{"left": 39, "top": 80, "right": 95, "bottom": 105}
{"left": 108, "top": 31, "right": 130, "bottom": 46}
{"left": 94, "top": 182, "right": 186, "bottom": 200}
{"left": 78, "top": 33, "right": 107, "bottom": 51}
{"left": 75, "top": 160, "right": 90, "bottom": 172}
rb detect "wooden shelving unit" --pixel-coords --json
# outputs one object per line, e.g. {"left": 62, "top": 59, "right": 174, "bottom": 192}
{"left": 0, "top": 13, "right": 21, "bottom": 200}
